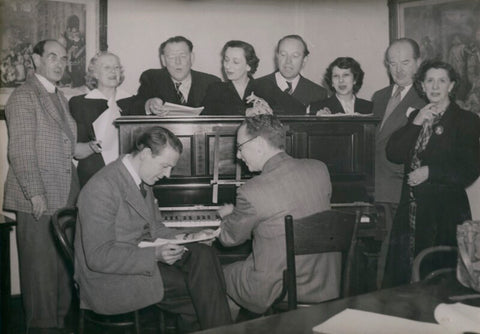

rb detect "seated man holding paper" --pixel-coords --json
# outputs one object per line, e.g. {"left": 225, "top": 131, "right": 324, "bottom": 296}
{"left": 218, "top": 114, "right": 340, "bottom": 316}
{"left": 74, "top": 126, "right": 232, "bottom": 332}
{"left": 132, "top": 36, "right": 220, "bottom": 115}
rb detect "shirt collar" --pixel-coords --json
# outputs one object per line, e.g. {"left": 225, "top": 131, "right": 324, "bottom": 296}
{"left": 35, "top": 73, "right": 56, "bottom": 93}
{"left": 122, "top": 154, "right": 142, "bottom": 189}
{"left": 85, "top": 88, "right": 132, "bottom": 101}
{"left": 275, "top": 72, "right": 300, "bottom": 92}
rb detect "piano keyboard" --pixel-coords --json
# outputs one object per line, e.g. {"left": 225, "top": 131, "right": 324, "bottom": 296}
{"left": 160, "top": 205, "right": 222, "bottom": 228}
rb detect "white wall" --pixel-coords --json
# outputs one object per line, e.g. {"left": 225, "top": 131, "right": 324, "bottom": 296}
{"left": 108, "top": 0, "right": 390, "bottom": 100}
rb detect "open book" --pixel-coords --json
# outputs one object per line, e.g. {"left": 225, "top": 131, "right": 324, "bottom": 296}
{"left": 138, "top": 228, "right": 220, "bottom": 248}
{"left": 313, "top": 303, "right": 480, "bottom": 334}
{"left": 160, "top": 102, "right": 204, "bottom": 116}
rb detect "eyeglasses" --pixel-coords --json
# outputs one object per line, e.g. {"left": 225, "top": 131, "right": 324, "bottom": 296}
{"left": 236, "top": 136, "right": 258, "bottom": 152}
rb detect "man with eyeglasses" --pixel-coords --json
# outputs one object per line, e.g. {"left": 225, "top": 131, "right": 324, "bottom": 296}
{"left": 132, "top": 36, "right": 220, "bottom": 115}
{"left": 4, "top": 39, "right": 80, "bottom": 333}
{"left": 217, "top": 114, "right": 339, "bottom": 318}
{"left": 256, "top": 35, "right": 327, "bottom": 108}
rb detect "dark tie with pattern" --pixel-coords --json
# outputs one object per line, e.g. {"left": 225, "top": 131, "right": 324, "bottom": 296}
{"left": 284, "top": 81, "right": 293, "bottom": 94}
{"left": 379, "top": 85, "right": 404, "bottom": 130}
{"left": 139, "top": 182, "right": 147, "bottom": 198}
{"left": 174, "top": 81, "right": 186, "bottom": 105}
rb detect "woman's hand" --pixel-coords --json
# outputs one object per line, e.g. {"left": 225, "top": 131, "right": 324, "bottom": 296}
{"left": 74, "top": 141, "right": 102, "bottom": 159}
{"left": 413, "top": 103, "right": 441, "bottom": 126}
{"left": 408, "top": 166, "right": 429, "bottom": 187}
{"left": 245, "top": 93, "right": 273, "bottom": 116}
{"left": 316, "top": 107, "right": 332, "bottom": 115}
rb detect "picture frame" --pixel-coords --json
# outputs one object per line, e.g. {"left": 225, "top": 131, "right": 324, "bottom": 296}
{"left": 389, "top": 0, "right": 480, "bottom": 115}
{"left": 0, "top": 0, "right": 108, "bottom": 116}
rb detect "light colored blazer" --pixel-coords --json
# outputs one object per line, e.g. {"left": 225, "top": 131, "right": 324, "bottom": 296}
{"left": 372, "top": 85, "right": 425, "bottom": 203}
{"left": 219, "top": 152, "right": 340, "bottom": 314}
{"left": 74, "top": 158, "right": 179, "bottom": 314}
{"left": 4, "top": 74, "right": 78, "bottom": 215}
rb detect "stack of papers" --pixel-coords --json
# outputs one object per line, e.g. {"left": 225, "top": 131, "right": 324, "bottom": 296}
{"left": 161, "top": 102, "right": 203, "bottom": 116}
{"left": 313, "top": 303, "right": 480, "bottom": 334}
{"left": 138, "top": 228, "right": 220, "bottom": 248}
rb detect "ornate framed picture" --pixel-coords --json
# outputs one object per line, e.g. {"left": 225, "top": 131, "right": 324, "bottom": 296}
{"left": 0, "top": 0, "right": 107, "bottom": 111}
{"left": 389, "top": 0, "right": 480, "bottom": 115}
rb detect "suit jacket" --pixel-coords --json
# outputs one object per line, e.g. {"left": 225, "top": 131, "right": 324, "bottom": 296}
{"left": 74, "top": 157, "right": 179, "bottom": 314}
{"left": 256, "top": 72, "right": 327, "bottom": 107}
{"left": 309, "top": 95, "right": 373, "bottom": 114}
{"left": 3, "top": 74, "right": 79, "bottom": 215}
{"left": 372, "top": 85, "right": 426, "bottom": 203}
{"left": 219, "top": 152, "right": 340, "bottom": 313}
{"left": 201, "top": 79, "right": 305, "bottom": 115}
{"left": 132, "top": 68, "right": 220, "bottom": 113}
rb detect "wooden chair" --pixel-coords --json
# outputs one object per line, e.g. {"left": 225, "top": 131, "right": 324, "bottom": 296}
{"left": 51, "top": 207, "right": 141, "bottom": 334}
{"left": 411, "top": 246, "right": 458, "bottom": 283}
{"left": 273, "top": 210, "right": 359, "bottom": 311}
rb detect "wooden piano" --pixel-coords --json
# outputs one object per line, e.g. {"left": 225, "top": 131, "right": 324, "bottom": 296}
{"left": 115, "top": 115, "right": 387, "bottom": 279}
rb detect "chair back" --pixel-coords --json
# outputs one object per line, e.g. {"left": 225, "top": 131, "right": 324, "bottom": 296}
{"left": 283, "top": 209, "right": 358, "bottom": 310}
{"left": 51, "top": 206, "right": 78, "bottom": 271}
{"left": 411, "top": 245, "right": 458, "bottom": 282}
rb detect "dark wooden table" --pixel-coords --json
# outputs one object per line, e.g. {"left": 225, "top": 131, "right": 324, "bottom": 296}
{"left": 194, "top": 273, "right": 479, "bottom": 334}
{"left": 0, "top": 214, "right": 16, "bottom": 334}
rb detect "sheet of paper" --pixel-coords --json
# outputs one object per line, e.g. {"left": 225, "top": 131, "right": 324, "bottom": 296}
{"left": 434, "top": 302, "right": 480, "bottom": 334}
{"left": 92, "top": 106, "right": 121, "bottom": 165}
{"left": 162, "top": 102, "right": 204, "bottom": 116}
{"left": 138, "top": 228, "right": 220, "bottom": 248}
{"left": 318, "top": 113, "right": 374, "bottom": 117}
{"left": 313, "top": 309, "right": 449, "bottom": 334}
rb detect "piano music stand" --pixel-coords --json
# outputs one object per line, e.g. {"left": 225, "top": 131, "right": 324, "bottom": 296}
{"left": 211, "top": 126, "right": 244, "bottom": 203}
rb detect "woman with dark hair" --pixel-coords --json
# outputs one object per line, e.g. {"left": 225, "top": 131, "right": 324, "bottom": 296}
{"left": 201, "top": 40, "right": 304, "bottom": 115}
{"left": 383, "top": 60, "right": 480, "bottom": 286}
{"left": 309, "top": 57, "right": 372, "bottom": 115}
{"left": 70, "top": 51, "right": 142, "bottom": 187}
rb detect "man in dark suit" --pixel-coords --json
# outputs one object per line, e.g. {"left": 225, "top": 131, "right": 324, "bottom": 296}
{"left": 132, "top": 36, "right": 220, "bottom": 115}
{"left": 3, "top": 39, "right": 80, "bottom": 333}
{"left": 372, "top": 38, "right": 426, "bottom": 288}
{"left": 74, "top": 126, "right": 232, "bottom": 332}
{"left": 256, "top": 35, "right": 327, "bottom": 108}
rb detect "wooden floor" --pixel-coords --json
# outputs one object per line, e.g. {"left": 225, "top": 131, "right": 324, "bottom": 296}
{"left": 8, "top": 296, "right": 173, "bottom": 334}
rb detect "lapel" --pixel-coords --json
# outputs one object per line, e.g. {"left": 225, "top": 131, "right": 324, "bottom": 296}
{"left": 30, "top": 75, "right": 76, "bottom": 148}
{"left": 117, "top": 161, "right": 155, "bottom": 224}
{"left": 422, "top": 102, "right": 456, "bottom": 157}
{"left": 331, "top": 96, "right": 345, "bottom": 114}
{"left": 292, "top": 75, "right": 306, "bottom": 96}
{"left": 187, "top": 70, "right": 198, "bottom": 105}
{"left": 373, "top": 86, "right": 394, "bottom": 118}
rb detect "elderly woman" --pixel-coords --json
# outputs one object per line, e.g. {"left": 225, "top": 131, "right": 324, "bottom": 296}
{"left": 201, "top": 40, "right": 304, "bottom": 115}
{"left": 70, "top": 51, "right": 142, "bottom": 187}
{"left": 383, "top": 60, "right": 480, "bottom": 287}
{"left": 309, "top": 57, "right": 372, "bottom": 115}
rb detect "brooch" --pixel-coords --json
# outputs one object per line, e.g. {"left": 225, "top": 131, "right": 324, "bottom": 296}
{"left": 434, "top": 125, "right": 444, "bottom": 135}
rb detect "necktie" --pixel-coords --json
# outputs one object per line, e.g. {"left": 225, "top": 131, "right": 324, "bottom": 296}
{"left": 379, "top": 86, "right": 404, "bottom": 130}
{"left": 284, "top": 81, "right": 293, "bottom": 94}
{"left": 174, "top": 82, "right": 186, "bottom": 105}
{"left": 139, "top": 182, "right": 147, "bottom": 198}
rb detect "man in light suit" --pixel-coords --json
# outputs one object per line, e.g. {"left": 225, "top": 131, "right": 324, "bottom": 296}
{"left": 132, "top": 36, "right": 220, "bottom": 115}
{"left": 74, "top": 127, "right": 231, "bottom": 332}
{"left": 372, "top": 38, "right": 426, "bottom": 288}
{"left": 3, "top": 39, "right": 80, "bottom": 333}
{"left": 217, "top": 115, "right": 339, "bottom": 316}
{"left": 256, "top": 35, "right": 327, "bottom": 108}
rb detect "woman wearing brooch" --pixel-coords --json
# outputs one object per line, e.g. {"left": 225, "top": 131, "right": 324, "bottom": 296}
{"left": 70, "top": 51, "right": 142, "bottom": 187}
{"left": 383, "top": 60, "right": 480, "bottom": 286}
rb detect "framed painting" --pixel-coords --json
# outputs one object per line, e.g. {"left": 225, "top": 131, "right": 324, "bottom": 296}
{"left": 0, "top": 0, "right": 108, "bottom": 113}
{"left": 389, "top": 0, "right": 480, "bottom": 115}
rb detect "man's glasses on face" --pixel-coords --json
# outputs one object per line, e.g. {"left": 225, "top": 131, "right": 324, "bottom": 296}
{"left": 236, "top": 136, "right": 258, "bottom": 152}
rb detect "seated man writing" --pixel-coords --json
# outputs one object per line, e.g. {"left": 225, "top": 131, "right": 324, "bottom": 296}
{"left": 218, "top": 114, "right": 340, "bottom": 316}
{"left": 74, "top": 126, "right": 232, "bottom": 332}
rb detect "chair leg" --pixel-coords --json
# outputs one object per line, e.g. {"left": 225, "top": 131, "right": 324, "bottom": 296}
{"left": 134, "top": 310, "right": 141, "bottom": 334}
{"left": 79, "top": 309, "right": 85, "bottom": 334}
